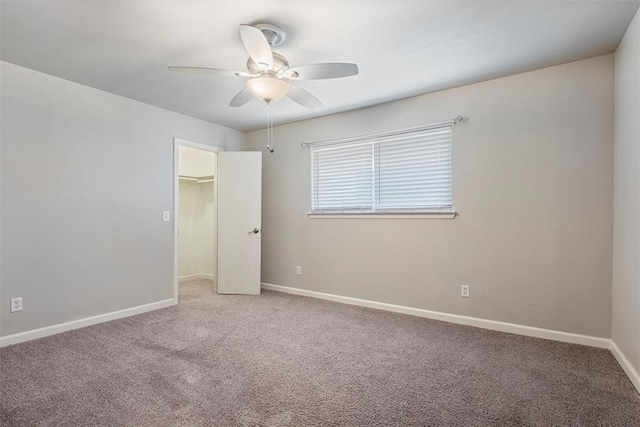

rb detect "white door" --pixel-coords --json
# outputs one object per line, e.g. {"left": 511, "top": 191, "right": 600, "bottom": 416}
{"left": 217, "top": 152, "right": 262, "bottom": 294}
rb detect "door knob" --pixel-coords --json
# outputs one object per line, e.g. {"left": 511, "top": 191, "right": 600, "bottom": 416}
{"left": 248, "top": 228, "right": 260, "bottom": 235}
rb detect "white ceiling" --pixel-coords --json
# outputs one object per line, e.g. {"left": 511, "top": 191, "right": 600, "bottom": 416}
{"left": 1, "top": 1, "right": 638, "bottom": 132}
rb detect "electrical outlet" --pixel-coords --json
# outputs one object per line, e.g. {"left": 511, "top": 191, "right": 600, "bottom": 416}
{"left": 461, "top": 285, "right": 470, "bottom": 298}
{"left": 296, "top": 266, "right": 302, "bottom": 275}
{"left": 10, "top": 297, "right": 23, "bottom": 312}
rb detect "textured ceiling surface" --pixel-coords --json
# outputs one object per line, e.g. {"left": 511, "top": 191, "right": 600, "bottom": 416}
{"left": 1, "top": 0, "right": 638, "bottom": 131}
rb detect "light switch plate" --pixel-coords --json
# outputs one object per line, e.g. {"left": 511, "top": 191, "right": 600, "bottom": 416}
{"left": 162, "top": 211, "right": 171, "bottom": 222}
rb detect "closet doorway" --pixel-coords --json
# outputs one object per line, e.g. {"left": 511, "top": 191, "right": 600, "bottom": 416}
{"left": 175, "top": 140, "right": 220, "bottom": 297}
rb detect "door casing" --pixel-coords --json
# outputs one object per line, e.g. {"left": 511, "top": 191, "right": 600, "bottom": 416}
{"left": 173, "top": 138, "right": 223, "bottom": 303}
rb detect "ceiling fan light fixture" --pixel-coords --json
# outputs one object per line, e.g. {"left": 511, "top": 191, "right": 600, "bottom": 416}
{"left": 246, "top": 77, "right": 290, "bottom": 103}
{"left": 170, "top": 23, "right": 357, "bottom": 110}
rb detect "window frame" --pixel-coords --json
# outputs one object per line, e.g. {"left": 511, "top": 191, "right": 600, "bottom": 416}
{"left": 307, "top": 120, "right": 461, "bottom": 218}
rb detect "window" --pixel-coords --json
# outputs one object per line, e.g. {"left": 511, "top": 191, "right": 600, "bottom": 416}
{"left": 310, "top": 124, "right": 453, "bottom": 214}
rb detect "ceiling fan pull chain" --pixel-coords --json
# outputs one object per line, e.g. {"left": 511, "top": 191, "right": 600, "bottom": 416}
{"left": 267, "top": 101, "right": 275, "bottom": 153}
{"left": 270, "top": 103, "right": 275, "bottom": 153}
{"left": 266, "top": 101, "right": 270, "bottom": 152}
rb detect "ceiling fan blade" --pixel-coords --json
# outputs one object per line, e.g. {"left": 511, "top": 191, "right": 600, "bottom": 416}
{"left": 229, "top": 88, "right": 254, "bottom": 107}
{"left": 239, "top": 24, "right": 273, "bottom": 69}
{"left": 168, "top": 66, "right": 253, "bottom": 78}
{"left": 285, "top": 63, "right": 359, "bottom": 80}
{"left": 287, "top": 83, "right": 323, "bottom": 110}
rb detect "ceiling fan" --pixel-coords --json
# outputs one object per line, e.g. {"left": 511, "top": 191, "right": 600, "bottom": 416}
{"left": 168, "top": 23, "right": 359, "bottom": 109}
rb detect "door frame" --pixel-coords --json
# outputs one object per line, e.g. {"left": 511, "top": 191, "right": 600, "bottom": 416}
{"left": 173, "top": 138, "right": 223, "bottom": 303}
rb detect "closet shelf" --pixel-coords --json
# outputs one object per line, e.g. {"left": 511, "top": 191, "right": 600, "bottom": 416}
{"left": 179, "top": 175, "right": 214, "bottom": 184}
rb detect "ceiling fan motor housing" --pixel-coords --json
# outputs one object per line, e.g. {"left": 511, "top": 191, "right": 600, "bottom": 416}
{"left": 247, "top": 52, "right": 289, "bottom": 76}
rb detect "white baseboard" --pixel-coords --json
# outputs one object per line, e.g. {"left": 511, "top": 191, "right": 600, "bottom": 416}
{"left": 179, "top": 273, "right": 214, "bottom": 283}
{"left": 610, "top": 340, "right": 640, "bottom": 395}
{"left": 261, "top": 283, "right": 610, "bottom": 349}
{"left": 0, "top": 299, "right": 176, "bottom": 348}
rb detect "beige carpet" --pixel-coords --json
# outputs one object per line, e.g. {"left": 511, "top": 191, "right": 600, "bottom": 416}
{"left": 1, "top": 279, "right": 638, "bottom": 426}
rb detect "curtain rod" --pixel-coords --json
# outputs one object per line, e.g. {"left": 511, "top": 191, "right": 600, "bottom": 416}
{"left": 300, "top": 116, "right": 468, "bottom": 148}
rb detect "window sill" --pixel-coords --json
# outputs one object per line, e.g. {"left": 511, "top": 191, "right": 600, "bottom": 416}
{"left": 307, "top": 212, "right": 457, "bottom": 219}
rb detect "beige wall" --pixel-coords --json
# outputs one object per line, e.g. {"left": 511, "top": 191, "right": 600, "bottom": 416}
{"left": 0, "top": 61, "right": 247, "bottom": 337}
{"left": 248, "top": 55, "right": 614, "bottom": 338}
{"left": 613, "top": 10, "right": 640, "bottom": 375}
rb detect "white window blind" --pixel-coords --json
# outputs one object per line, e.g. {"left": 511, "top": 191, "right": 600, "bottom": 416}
{"left": 311, "top": 125, "right": 453, "bottom": 213}
{"left": 311, "top": 142, "right": 374, "bottom": 211}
